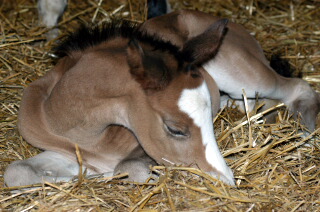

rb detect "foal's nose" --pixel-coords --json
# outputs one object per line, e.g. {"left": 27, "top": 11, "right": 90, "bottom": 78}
{"left": 177, "top": 82, "right": 235, "bottom": 186}
{"left": 206, "top": 167, "right": 235, "bottom": 186}
{"left": 203, "top": 142, "right": 235, "bottom": 186}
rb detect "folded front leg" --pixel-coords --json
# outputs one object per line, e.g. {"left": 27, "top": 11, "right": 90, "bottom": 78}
{"left": 113, "top": 146, "right": 157, "bottom": 183}
{"left": 4, "top": 151, "right": 80, "bottom": 187}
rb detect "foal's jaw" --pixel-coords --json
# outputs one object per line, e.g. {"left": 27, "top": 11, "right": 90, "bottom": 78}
{"left": 178, "top": 82, "right": 235, "bottom": 186}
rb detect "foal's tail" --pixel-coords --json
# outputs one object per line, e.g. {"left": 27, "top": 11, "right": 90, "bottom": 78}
{"left": 269, "top": 54, "right": 295, "bottom": 78}
{"left": 147, "top": 0, "right": 171, "bottom": 19}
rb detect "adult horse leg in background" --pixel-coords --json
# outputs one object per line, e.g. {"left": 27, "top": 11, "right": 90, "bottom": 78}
{"left": 38, "top": 0, "right": 67, "bottom": 40}
{"left": 38, "top": 0, "right": 171, "bottom": 40}
{"left": 147, "top": 0, "right": 171, "bottom": 19}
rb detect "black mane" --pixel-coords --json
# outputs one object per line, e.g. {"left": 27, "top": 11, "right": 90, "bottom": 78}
{"left": 54, "top": 20, "right": 181, "bottom": 59}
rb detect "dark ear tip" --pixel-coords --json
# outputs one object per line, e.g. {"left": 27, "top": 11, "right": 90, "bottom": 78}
{"left": 128, "top": 38, "right": 144, "bottom": 56}
{"left": 206, "top": 18, "right": 228, "bottom": 34}
{"left": 220, "top": 18, "right": 229, "bottom": 25}
{"left": 217, "top": 18, "right": 229, "bottom": 29}
{"left": 128, "top": 38, "right": 139, "bottom": 48}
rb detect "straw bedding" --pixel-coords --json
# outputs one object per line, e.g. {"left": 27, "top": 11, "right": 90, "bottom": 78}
{"left": 0, "top": 0, "right": 319, "bottom": 211}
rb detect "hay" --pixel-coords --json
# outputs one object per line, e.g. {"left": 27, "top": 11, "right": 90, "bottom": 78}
{"left": 0, "top": 0, "right": 319, "bottom": 211}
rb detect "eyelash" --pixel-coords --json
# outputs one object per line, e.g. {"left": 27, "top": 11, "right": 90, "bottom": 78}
{"left": 165, "top": 124, "right": 187, "bottom": 137}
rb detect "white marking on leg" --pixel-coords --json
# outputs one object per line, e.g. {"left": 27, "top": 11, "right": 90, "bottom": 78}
{"left": 178, "top": 82, "right": 235, "bottom": 185}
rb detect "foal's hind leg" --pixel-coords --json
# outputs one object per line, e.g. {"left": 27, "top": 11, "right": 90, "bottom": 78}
{"left": 220, "top": 94, "right": 280, "bottom": 123}
{"left": 205, "top": 60, "right": 320, "bottom": 131}
{"left": 276, "top": 77, "right": 320, "bottom": 131}
{"left": 4, "top": 151, "right": 80, "bottom": 187}
{"left": 114, "top": 146, "right": 157, "bottom": 183}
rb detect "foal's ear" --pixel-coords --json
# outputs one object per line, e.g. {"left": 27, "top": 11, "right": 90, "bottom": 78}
{"left": 126, "top": 39, "right": 148, "bottom": 88}
{"left": 127, "top": 39, "right": 144, "bottom": 70}
{"left": 126, "top": 39, "right": 164, "bottom": 90}
{"left": 182, "top": 18, "right": 228, "bottom": 66}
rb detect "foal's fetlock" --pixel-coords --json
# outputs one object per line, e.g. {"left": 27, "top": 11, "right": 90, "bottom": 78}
{"left": 291, "top": 95, "right": 320, "bottom": 132}
{"left": 4, "top": 161, "right": 40, "bottom": 187}
{"left": 284, "top": 79, "right": 320, "bottom": 132}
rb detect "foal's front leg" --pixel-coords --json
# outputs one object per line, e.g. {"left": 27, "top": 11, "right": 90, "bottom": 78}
{"left": 114, "top": 146, "right": 157, "bottom": 183}
{"left": 4, "top": 151, "right": 80, "bottom": 187}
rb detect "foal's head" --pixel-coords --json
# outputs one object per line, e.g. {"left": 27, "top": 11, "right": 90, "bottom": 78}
{"left": 56, "top": 19, "right": 234, "bottom": 185}
{"left": 136, "top": 20, "right": 234, "bottom": 185}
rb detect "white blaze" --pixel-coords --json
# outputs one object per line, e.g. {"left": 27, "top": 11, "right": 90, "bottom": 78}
{"left": 178, "top": 82, "right": 235, "bottom": 185}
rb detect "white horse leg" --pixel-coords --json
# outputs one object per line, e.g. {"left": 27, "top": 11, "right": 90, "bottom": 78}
{"left": 220, "top": 94, "right": 258, "bottom": 113}
{"left": 37, "top": 0, "right": 67, "bottom": 40}
{"left": 275, "top": 77, "right": 320, "bottom": 131}
{"left": 205, "top": 58, "right": 319, "bottom": 131}
{"left": 220, "top": 94, "right": 280, "bottom": 124}
{"left": 4, "top": 151, "right": 79, "bottom": 187}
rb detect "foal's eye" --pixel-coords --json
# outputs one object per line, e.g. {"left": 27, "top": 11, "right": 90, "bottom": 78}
{"left": 164, "top": 122, "right": 188, "bottom": 138}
